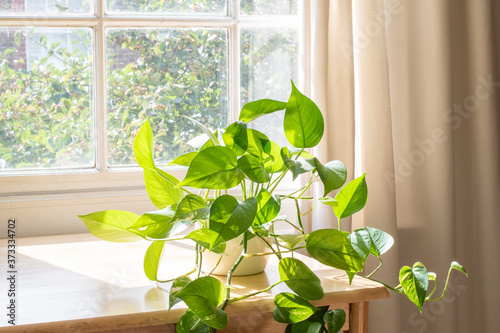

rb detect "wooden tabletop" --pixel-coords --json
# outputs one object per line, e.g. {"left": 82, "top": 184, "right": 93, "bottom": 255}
{"left": 0, "top": 233, "right": 389, "bottom": 332}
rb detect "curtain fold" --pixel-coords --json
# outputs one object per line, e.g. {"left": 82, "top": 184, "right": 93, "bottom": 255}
{"left": 302, "top": 0, "right": 500, "bottom": 332}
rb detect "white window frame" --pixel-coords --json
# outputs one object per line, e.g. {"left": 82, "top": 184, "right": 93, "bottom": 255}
{"left": 0, "top": 0, "right": 300, "bottom": 237}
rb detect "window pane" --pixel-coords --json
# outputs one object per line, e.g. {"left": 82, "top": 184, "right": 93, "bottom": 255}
{"left": 0, "top": 27, "right": 94, "bottom": 171}
{"left": 107, "top": 28, "right": 228, "bottom": 166}
{"left": 240, "top": 0, "right": 298, "bottom": 15}
{"left": 0, "top": 0, "right": 92, "bottom": 15}
{"left": 240, "top": 28, "right": 298, "bottom": 146}
{"left": 106, "top": 0, "right": 227, "bottom": 15}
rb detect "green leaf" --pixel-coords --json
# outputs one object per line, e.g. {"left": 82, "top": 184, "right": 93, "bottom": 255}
{"left": 176, "top": 309, "right": 210, "bottom": 333}
{"left": 399, "top": 262, "right": 429, "bottom": 311}
{"left": 239, "top": 99, "right": 287, "bottom": 123}
{"left": 176, "top": 276, "right": 228, "bottom": 329}
{"left": 318, "top": 197, "right": 338, "bottom": 207}
{"left": 284, "top": 81, "right": 324, "bottom": 148}
{"left": 134, "top": 119, "right": 155, "bottom": 170}
{"left": 130, "top": 195, "right": 208, "bottom": 239}
{"left": 184, "top": 228, "right": 226, "bottom": 254}
{"left": 279, "top": 258, "right": 324, "bottom": 300}
{"left": 144, "top": 168, "right": 184, "bottom": 209}
{"left": 349, "top": 229, "right": 371, "bottom": 264}
{"left": 223, "top": 121, "right": 248, "bottom": 155}
{"left": 306, "top": 229, "right": 364, "bottom": 273}
{"left": 267, "top": 141, "right": 286, "bottom": 173}
{"left": 451, "top": 261, "right": 468, "bottom": 277}
{"left": 78, "top": 210, "right": 142, "bottom": 242}
{"left": 169, "top": 275, "right": 192, "bottom": 309}
{"left": 168, "top": 152, "right": 198, "bottom": 167}
{"left": 333, "top": 174, "right": 368, "bottom": 219}
{"left": 277, "top": 234, "right": 307, "bottom": 250}
{"left": 313, "top": 159, "right": 347, "bottom": 196}
{"left": 178, "top": 146, "right": 244, "bottom": 189}
{"left": 209, "top": 195, "right": 258, "bottom": 250}
{"left": 246, "top": 129, "right": 271, "bottom": 159}
{"left": 253, "top": 189, "right": 281, "bottom": 227}
{"left": 365, "top": 227, "right": 394, "bottom": 257}
{"left": 237, "top": 154, "right": 270, "bottom": 183}
{"left": 324, "top": 309, "right": 346, "bottom": 333}
{"left": 281, "top": 147, "right": 314, "bottom": 181}
{"left": 273, "top": 293, "right": 319, "bottom": 324}
{"left": 144, "top": 241, "right": 164, "bottom": 281}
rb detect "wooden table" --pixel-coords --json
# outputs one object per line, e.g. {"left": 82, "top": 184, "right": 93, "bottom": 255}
{"left": 0, "top": 233, "right": 389, "bottom": 332}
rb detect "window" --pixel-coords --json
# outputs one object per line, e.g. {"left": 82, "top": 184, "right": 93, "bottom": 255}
{"left": 0, "top": 0, "right": 299, "bottom": 235}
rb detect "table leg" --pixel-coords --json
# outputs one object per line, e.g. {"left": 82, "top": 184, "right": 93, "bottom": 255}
{"left": 349, "top": 301, "right": 369, "bottom": 333}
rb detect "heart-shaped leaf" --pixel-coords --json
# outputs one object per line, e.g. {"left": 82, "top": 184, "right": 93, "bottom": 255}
{"left": 78, "top": 210, "right": 142, "bottom": 242}
{"left": 324, "top": 309, "right": 346, "bottom": 333}
{"left": 333, "top": 174, "right": 368, "bottom": 219}
{"left": 134, "top": 119, "right": 155, "bottom": 170}
{"left": 253, "top": 189, "right": 281, "bottom": 227}
{"left": 313, "top": 158, "right": 347, "bottom": 196}
{"left": 349, "top": 229, "right": 371, "bottom": 264}
{"left": 184, "top": 228, "right": 226, "bottom": 254}
{"left": 176, "top": 276, "right": 228, "bottom": 329}
{"left": 130, "top": 195, "right": 208, "bottom": 239}
{"left": 318, "top": 197, "right": 338, "bottom": 207}
{"left": 246, "top": 129, "right": 271, "bottom": 159}
{"left": 306, "top": 229, "right": 364, "bottom": 273}
{"left": 451, "top": 261, "right": 468, "bottom": 277}
{"left": 266, "top": 141, "right": 286, "bottom": 173}
{"left": 237, "top": 154, "right": 270, "bottom": 183}
{"left": 284, "top": 81, "right": 324, "bottom": 148}
{"left": 144, "top": 241, "right": 164, "bottom": 281}
{"left": 239, "top": 99, "right": 287, "bottom": 123}
{"left": 273, "top": 293, "right": 319, "bottom": 324}
{"left": 277, "top": 234, "right": 307, "bottom": 250}
{"left": 178, "top": 146, "right": 244, "bottom": 189}
{"left": 399, "top": 262, "right": 429, "bottom": 311}
{"left": 281, "top": 147, "right": 314, "bottom": 181}
{"left": 209, "top": 195, "right": 258, "bottom": 250}
{"left": 279, "top": 258, "right": 324, "bottom": 300}
{"left": 143, "top": 168, "right": 185, "bottom": 209}
{"left": 176, "top": 309, "right": 210, "bottom": 333}
{"left": 223, "top": 121, "right": 248, "bottom": 155}
{"left": 168, "top": 152, "right": 198, "bottom": 167}
{"left": 365, "top": 227, "right": 394, "bottom": 257}
{"left": 286, "top": 321, "right": 322, "bottom": 333}
{"left": 169, "top": 275, "right": 192, "bottom": 309}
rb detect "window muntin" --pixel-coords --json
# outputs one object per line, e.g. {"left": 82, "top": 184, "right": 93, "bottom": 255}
{"left": 0, "top": 0, "right": 298, "bottom": 189}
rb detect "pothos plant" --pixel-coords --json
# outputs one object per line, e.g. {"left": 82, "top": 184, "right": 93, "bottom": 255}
{"left": 78, "top": 82, "right": 467, "bottom": 333}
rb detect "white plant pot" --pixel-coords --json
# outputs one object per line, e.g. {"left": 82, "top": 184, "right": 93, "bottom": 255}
{"left": 202, "top": 235, "right": 273, "bottom": 276}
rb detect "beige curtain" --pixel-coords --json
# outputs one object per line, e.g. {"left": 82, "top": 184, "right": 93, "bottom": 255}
{"left": 301, "top": 0, "right": 500, "bottom": 332}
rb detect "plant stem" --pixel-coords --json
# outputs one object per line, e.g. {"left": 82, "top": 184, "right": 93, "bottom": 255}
{"left": 229, "top": 281, "right": 282, "bottom": 302}
{"left": 241, "top": 181, "right": 247, "bottom": 200}
{"left": 359, "top": 274, "right": 404, "bottom": 294}
{"left": 337, "top": 217, "right": 341, "bottom": 232}
{"left": 294, "top": 199, "right": 305, "bottom": 234}
{"left": 221, "top": 232, "right": 248, "bottom": 310}
{"left": 366, "top": 258, "right": 384, "bottom": 278}
{"left": 426, "top": 266, "right": 454, "bottom": 301}
{"left": 257, "top": 234, "right": 282, "bottom": 260}
{"left": 268, "top": 171, "right": 287, "bottom": 193}
{"left": 294, "top": 148, "right": 305, "bottom": 160}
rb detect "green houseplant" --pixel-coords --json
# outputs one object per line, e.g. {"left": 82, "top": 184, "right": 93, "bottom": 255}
{"left": 78, "top": 82, "right": 467, "bottom": 333}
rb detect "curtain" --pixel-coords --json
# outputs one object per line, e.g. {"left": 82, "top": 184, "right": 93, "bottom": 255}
{"left": 301, "top": 0, "right": 500, "bottom": 332}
